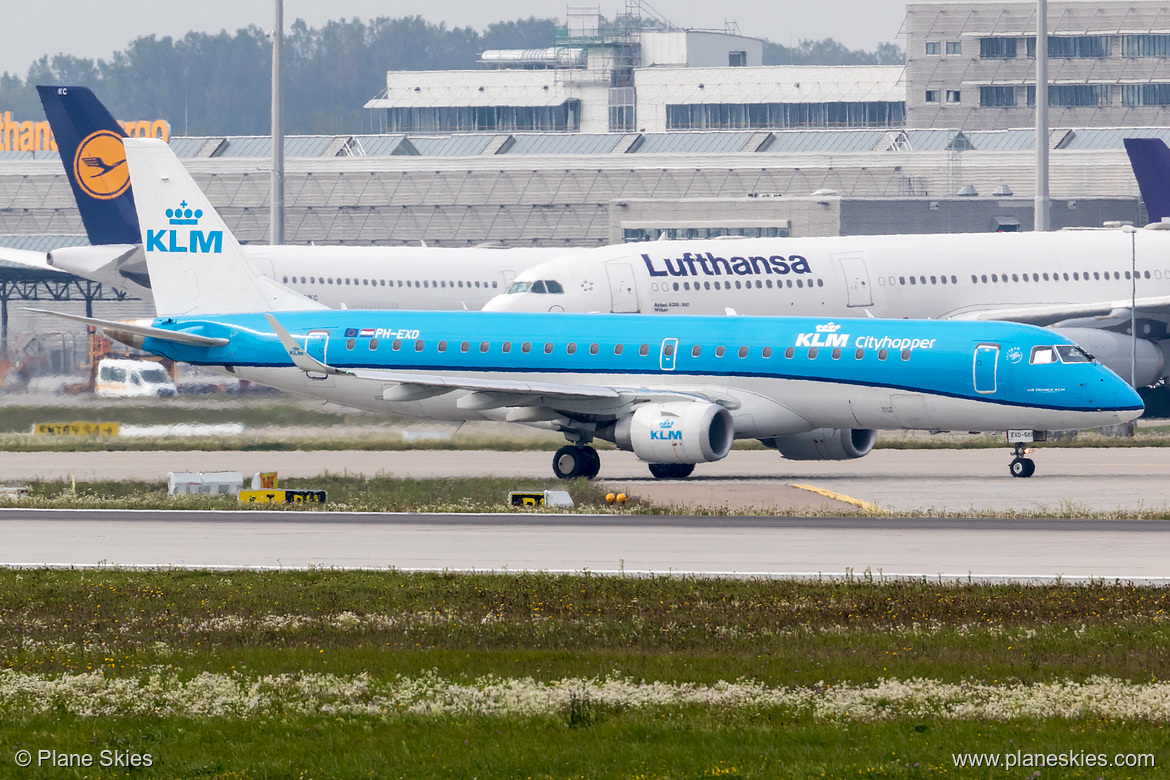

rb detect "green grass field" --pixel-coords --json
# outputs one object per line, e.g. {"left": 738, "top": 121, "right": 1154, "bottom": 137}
{"left": 1, "top": 571, "right": 1168, "bottom": 777}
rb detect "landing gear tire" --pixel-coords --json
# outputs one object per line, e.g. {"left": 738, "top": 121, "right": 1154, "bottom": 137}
{"left": 648, "top": 463, "right": 695, "bottom": 480}
{"left": 579, "top": 446, "right": 601, "bottom": 479}
{"left": 552, "top": 445, "right": 600, "bottom": 480}
{"left": 1009, "top": 457, "right": 1035, "bottom": 478}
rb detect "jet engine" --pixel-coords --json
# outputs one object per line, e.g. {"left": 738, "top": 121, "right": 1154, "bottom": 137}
{"left": 611, "top": 402, "right": 734, "bottom": 463}
{"left": 1051, "top": 327, "right": 1169, "bottom": 387}
{"left": 760, "top": 428, "right": 877, "bottom": 460}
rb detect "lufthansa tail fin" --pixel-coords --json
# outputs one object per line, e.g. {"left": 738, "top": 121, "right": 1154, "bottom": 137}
{"left": 1124, "top": 137, "right": 1170, "bottom": 225}
{"left": 37, "top": 85, "right": 141, "bottom": 246}
{"left": 122, "top": 137, "right": 325, "bottom": 316}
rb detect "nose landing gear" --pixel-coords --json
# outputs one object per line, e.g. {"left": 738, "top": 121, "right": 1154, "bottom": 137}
{"left": 1008, "top": 442, "right": 1036, "bottom": 478}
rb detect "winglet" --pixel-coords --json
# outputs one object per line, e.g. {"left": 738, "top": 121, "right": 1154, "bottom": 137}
{"left": 265, "top": 314, "right": 344, "bottom": 375}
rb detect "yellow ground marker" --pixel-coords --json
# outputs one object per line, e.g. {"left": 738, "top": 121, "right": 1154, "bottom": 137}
{"left": 791, "top": 484, "right": 877, "bottom": 512}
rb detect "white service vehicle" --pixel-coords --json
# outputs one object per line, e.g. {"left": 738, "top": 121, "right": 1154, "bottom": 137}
{"left": 95, "top": 358, "right": 177, "bottom": 398}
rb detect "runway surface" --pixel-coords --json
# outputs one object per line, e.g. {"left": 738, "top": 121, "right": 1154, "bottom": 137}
{"left": 2, "top": 509, "right": 1168, "bottom": 580}
{"left": 4, "top": 447, "right": 1170, "bottom": 513}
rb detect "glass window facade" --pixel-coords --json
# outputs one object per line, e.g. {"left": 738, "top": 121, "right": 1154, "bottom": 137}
{"left": 980, "top": 37, "right": 1018, "bottom": 58}
{"left": 665, "top": 101, "right": 905, "bottom": 129}
{"left": 384, "top": 102, "right": 581, "bottom": 133}
{"left": 1026, "top": 35, "right": 1111, "bottom": 58}
{"left": 1123, "top": 35, "right": 1170, "bottom": 57}
{"left": 623, "top": 226, "right": 790, "bottom": 242}
{"left": 979, "top": 86, "right": 1017, "bottom": 106}
{"left": 1123, "top": 84, "right": 1170, "bottom": 106}
{"left": 1026, "top": 84, "right": 1111, "bottom": 107}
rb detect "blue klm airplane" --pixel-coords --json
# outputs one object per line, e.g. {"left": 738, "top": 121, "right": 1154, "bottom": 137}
{"left": 34, "top": 139, "right": 1143, "bottom": 480}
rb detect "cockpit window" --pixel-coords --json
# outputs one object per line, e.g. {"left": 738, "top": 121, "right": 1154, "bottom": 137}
{"left": 1055, "top": 344, "right": 1094, "bottom": 363}
{"left": 505, "top": 280, "right": 564, "bottom": 294}
{"left": 1029, "top": 346, "right": 1057, "bottom": 365}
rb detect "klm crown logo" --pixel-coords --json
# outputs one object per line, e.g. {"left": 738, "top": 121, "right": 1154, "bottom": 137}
{"left": 815, "top": 322, "right": 842, "bottom": 333}
{"left": 146, "top": 200, "right": 222, "bottom": 255}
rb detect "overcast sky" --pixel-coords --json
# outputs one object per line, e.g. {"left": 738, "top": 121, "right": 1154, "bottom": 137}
{"left": 2, "top": 0, "right": 908, "bottom": 77}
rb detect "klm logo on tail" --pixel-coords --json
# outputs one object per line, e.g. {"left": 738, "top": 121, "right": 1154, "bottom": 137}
{"left": 145, "top": 202, "right": 223, "bottom": 254}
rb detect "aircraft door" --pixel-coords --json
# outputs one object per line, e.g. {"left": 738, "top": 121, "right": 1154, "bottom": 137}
{"left": 659, "top": 338, "right": 678, "bottom": 371}
{"left": 973, "top": 344, "right": 999, "bottom": 394}
{"left": 835, "top": 254, "right": 873, "bottom": 307}
{"left": 303, "top": 330, "right": 330, "bottom": 380}
{"left": 606, "top": 263, "right": 640, "bottom": 313}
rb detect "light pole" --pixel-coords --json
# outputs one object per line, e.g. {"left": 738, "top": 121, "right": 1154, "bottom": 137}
{"left": 1034, "top": 0, "right": 1050, "bottom": 231}
{"left": 270, "top": 0, "right": 284, "bottom": 245}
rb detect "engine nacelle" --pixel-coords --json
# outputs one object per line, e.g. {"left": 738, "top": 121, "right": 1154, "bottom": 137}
{"left": 1051, "top": 327, "right": 1166, "bottom": 387}
{"left": 761, "top": 428, "right": 877, "bottom": 460}
{"left": 613, "top": 402, "right": 734, "bottom": 464}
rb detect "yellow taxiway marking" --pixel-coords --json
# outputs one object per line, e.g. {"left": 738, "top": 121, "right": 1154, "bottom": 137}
{"left": 791, "top": 484, "right": 878, "bottom": 512}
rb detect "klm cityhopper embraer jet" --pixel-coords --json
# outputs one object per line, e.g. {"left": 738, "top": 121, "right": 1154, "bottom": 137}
{"left": 34, "top": 139, "right": 1143, "bottom": 481}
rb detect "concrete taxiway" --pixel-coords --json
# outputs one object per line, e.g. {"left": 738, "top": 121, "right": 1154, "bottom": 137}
{"left": 2, "top": 510, "right": 1168, "bottom": 580}
{"left": 3, "top": 447, "right": 1169, "bottom": 513}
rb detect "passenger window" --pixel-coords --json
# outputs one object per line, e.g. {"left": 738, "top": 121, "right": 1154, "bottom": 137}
{"left": 738, "top": 346, "right": 748, "bottom": 358}
{"left": 567, "top": 343, "right": 577, "bottom": 354}
{"left": 784, "top": 347, "right": 795, "bottom": 358}
{"left": 692, "top": 345, "right": 702, "bottom": 357}
{"left": 808, "top": 348, "right": 818, "bottom": 359}
{"left": 951, "top": 275, "right": 957, "bottom": 284}
{"left": 715, "top": 346, "right": 725, "bottom": 357}
{"left": 1030, "top": 346, "right": 1057, "bottom": 364}
{"left": 615, "top": 344, "right": 624, "bottom": 355}
{"left": 878, "top": 349, "right": 888, "bottom": 360}
{"left": 392, "top": 339, "right": 402, "bottom": 351}
{"left": 522, "top": 342, "right": 532, "bottom": 353}
{"left": 346, "top": 339, "right": 355, "bottom": 350}
{"left": 460, "top": 342, "right": 470, "bottom": 353}
{"left": 369, "top": 339, "right": 378, "bottom": 350}
{"left": 589, "top": 344, "right": 599, "bottom": 355}
{"left": 480, "top": 342, "right": 489, "bottom": 353}
{"left": 639, "top": 345, "right": 649, "bottom": 356}
{"left": 437, "top": 341, "right": 447, "bottom": 352}
{"left": 415, "top": 340, "right": 425, "bottom": 352}
{"left": 831, "top": 348, "right": 841, "bottom": 359}
{"left": 762, "top": 347, "right": 772, "bottom": 358}
{"left": 502, "top": 342, "right": 512, "bottom": 353}
{"left": 855, "top": 348, "right": 864, "bottom": 359}
{"left": 544, "top": 343, "right": 554, "bottom": 354}
{"left": 901, "top": 349, "right": 911, "bottom": 360}
{"left": 663, "top": 344, "right": 675, "bottom": 357}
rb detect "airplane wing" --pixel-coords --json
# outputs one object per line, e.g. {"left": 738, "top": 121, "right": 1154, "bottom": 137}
{"left": 949, "top": 293, "right": 1170, "bottom": 326}
{"left": 0, "top": 247, "right": 60, "bottom": 274}
{"left": 265, "top": 314, "right": 739, "bottom": 412}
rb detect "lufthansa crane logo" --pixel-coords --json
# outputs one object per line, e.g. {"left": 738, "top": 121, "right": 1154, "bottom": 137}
{"left": 73, "top": 130, "right": 130, "bottom": 200}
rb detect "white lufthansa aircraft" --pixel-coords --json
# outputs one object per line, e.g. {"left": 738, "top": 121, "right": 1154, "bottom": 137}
{"left": 484, "top": 230, "right": 1170, "bottom": 387}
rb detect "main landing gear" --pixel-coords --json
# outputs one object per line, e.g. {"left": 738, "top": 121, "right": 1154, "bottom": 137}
{"left": 552, "top": 445, "right": 601, "bottom": 480}
{"left": 1008, "top": 442, "right": 1036, "bottom": 478}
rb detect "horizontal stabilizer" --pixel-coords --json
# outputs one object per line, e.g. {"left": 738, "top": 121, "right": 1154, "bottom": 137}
{"left": 25, "top": 308, "right": 229, "bottom": 347}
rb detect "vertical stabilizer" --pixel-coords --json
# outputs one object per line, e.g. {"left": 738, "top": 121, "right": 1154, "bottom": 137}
{"left": 36, "top": 85, "right": 142, "bottom": 246}
{"left": 1124, "top": 138, "right": 1170, "bottom": 225}
{"left": 123, "top": 137, "right": 325, "bottom": 316}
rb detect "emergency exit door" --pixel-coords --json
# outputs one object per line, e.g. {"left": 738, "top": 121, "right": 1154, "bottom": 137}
{"left": 606, "top": 263, "right": 639, "bottom": 313}
{"left": 835, "top": 254, "right": 873, "bottom": 307}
